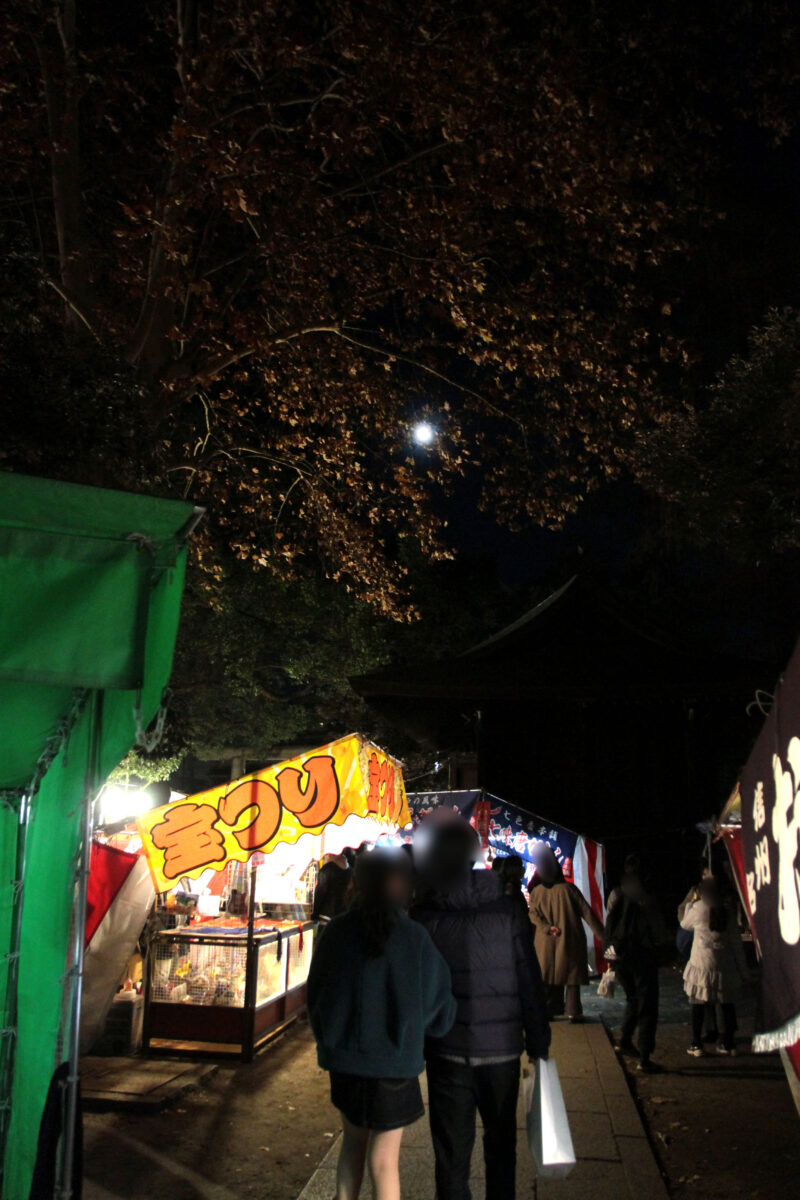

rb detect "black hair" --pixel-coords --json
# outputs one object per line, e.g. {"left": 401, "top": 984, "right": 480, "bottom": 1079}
{"left": 351, "top": 848, "right": 411, "bottom": 956}
{"left": 492, "top": 855, "right": 525, "bottom": 890}
{"left": 415, "top": 817, "right": 478, "bottom": 890}
{"left": 701, "top": 877, "right": 728, "bottom": 933}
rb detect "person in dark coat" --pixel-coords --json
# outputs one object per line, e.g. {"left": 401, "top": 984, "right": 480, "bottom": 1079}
{"left": 312, "top": 855, "right": 346, "bottom": 920}
{"left": 605, "top": 855, "right": 667, "bottom": 1074}
{"left": 311, "top": 851, "right": 352, "bottom": 922}
{"left": 308, "top": 845, "right": 456, "bottom": 1200}
{"left": 491, "top": 853, "right": 528, "bottom": 912}
{"left": 412, "top": 815, "right": 550, "bottom": 1200}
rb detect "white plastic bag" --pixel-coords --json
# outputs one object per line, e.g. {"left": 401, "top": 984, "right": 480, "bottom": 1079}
{"left": 598, "top": 968, "right": 616, "bottom": 999}
{"left": 524, "top": 1058, "right": 577, "bottom": 1179}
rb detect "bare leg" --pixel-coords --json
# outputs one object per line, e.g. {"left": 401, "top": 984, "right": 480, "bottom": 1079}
{"left": 366, "top": 1127, "right": 404, "bottom": 1200}
{"left": 336, "top": 1115, "right": 370, "bottom": 1200}
{"left": 566, "top": 983, "right": 583, "bottom": 1020}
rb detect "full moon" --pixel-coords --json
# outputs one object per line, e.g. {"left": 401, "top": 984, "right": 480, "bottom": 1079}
{"left": 412, "top": 421, "right": 436, "bottom": 446}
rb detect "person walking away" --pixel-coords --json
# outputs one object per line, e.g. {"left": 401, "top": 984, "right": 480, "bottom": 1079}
{"left": 491, "top": 854, "right": 529, "bottom": 917}
{"left": 412, "top": 814, "right": 551, "bottom": 1200}
{"left": 307, "top": 846, "right": 456, "bottom": 1200}
{"left": 527, "top": 845, "right": 605, "bottom": 1023}
{"left": 681, "top": 875, "right": 748, "bottom": 1056}
{"left": 606, "top": 855, "right": 667, "bottom": 1074}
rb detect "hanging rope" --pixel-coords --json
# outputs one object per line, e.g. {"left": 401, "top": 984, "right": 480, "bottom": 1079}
{"left": 25, "top": 689, "right": 90, "bottom": 802}
{"left": 125, "top": 532, "right": 156, "bottom": 555}
{"left": 747, "top": 689, "right": 775, "bottom": 717}
{"left": 133, "top": 687, "right": 172, "bottom": 753}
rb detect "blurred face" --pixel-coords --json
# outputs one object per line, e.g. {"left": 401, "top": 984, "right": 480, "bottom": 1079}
{"left": 531, "top": 846, "right": 558, "bottom": 885}
{"left": 700, "top": 877, "right": 719, "bottom": 905}
{"left": 385, "top": 868, "right": 412, "bottom": 909}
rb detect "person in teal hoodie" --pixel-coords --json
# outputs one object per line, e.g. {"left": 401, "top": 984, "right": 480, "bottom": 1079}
{"left": 308, "top": 844, "right": 456, "bottom": 1200}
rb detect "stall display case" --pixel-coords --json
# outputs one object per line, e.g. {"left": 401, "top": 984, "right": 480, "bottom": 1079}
{"left": 144, "top": 919, "right": 315, "bottom": 1059}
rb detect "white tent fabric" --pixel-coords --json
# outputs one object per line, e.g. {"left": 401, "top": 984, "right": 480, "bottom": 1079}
{"left": 79, "top": 855, "right": 154, "bottom": 1053}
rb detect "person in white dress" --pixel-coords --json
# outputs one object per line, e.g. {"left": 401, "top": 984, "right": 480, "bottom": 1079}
{"left": 680, "top": 876, "right": 748, "bottom": 1056}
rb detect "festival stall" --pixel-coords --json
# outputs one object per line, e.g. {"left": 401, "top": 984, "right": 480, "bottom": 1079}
{"left": 715, "top": 639, "right": 800, "bottom": 1115}
{"left": 408, "top": 790, "right": 606, "bottom": 971}
{"left": 138, "top": 735, "right": 408, "bottom": 1059}
{"left": 0, "top": 473, "right": 197, "bottom": 1200}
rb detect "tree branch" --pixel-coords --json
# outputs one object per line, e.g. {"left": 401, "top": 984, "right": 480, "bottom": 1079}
{"left": 327, "top": 141, "right": 453, "bottom": 200}
{"left": 303, "top": 326, "right": 529, "bottom": 435}
{"left": 36, "top": 6, "right": 93, "bottom": 332}
{"left": 45, "top": 278, "right": 100, "bottom": 341}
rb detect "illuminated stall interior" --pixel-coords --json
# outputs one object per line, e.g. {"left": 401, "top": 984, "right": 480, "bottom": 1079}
{"left": 138, "top": 736, "right": 408, "bottom": 1059}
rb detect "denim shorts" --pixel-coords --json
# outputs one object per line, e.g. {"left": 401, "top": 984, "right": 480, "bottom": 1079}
{"left": 329, "top": 1072, "right": 424, "bottom": 1130}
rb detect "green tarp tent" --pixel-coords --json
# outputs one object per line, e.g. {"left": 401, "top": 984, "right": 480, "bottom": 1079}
{"left": 0, "top": 473, "right": 197, "bottom": 1199}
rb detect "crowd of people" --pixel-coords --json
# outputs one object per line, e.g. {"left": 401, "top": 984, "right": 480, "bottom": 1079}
{"left": 306, "top": 819, "right": 749, "bottom": 1200}
{"left": 308, "top": 816, "right": 552, "bottom": 1200}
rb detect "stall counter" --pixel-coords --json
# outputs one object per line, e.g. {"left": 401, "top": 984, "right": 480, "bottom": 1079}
{"left": 144, "top": 918, "right": 315, "bottom": 1060}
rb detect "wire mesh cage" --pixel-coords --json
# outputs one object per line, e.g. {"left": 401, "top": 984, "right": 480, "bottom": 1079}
{"left": 150, "top": 935, "right": 248, "bottom": 1007}
{"left": 287, "top": 929, "right": 314, "bottom": 992}
{"left": 256, "top": 938, "right": 287, "bottom": 1005}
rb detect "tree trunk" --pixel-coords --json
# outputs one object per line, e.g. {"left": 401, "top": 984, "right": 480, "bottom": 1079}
{"left": 126, "top": 0, "right": 200, "bottom": 384}
{"left": 40, "top": 0, "right": 92, "bottom": 333}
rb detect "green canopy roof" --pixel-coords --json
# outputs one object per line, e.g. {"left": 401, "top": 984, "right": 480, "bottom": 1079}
{"left": 0, "top": 473, "right": 196, "bottom": 1199}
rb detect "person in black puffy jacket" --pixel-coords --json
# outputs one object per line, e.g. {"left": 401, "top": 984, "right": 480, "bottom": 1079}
{"left": 412, "top": 814, "right": 550, "bottom": 1200}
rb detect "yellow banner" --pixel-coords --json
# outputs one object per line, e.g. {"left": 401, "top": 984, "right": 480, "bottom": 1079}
{"left": 137, "top": 734, "right": 408, "bottom": 892}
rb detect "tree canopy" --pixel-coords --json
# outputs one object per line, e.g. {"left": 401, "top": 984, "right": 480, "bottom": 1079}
{"left": 638, "top": 308, "right": 800, "bottom": 562}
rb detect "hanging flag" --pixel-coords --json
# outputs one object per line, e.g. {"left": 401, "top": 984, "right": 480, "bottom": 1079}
{"left": 409, "top": 790, "right": 580, "bottom": 882}
{"left": 472, "top": 798, "right": 492, "bottom": 848}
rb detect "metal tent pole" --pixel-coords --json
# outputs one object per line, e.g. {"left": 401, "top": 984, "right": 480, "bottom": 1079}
{"left": 0, "top": 688, "right": 89, "bottom": 1191}
{"left": 243, "top": 858, "right": 258, "bottom": 1062}
{"left": 0, "top": 791, "right": 31, "bottom": 1187}
{"left": 57, "top": 691, "right": 102, "bottom": 1200}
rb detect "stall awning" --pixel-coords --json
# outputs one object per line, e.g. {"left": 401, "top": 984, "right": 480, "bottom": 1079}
{"left": 138, "top": 734, "right": 408, "bottom": 892}
{"left": 0, "top": 473, "right": 195, "bottom": 1199}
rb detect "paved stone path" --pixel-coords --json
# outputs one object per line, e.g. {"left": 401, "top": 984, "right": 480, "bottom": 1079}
{"left": 297, "top": 1018, "right": 668, "bottom": 1199}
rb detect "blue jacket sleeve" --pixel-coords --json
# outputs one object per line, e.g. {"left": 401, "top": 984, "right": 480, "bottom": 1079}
{"left": 418, "top": 928, "right": 457, "bottom": 1039}
{"left": 511, "top": 902, "right": 551, "bottom": 1059}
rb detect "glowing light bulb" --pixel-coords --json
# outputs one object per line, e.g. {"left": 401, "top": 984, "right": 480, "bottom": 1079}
{"left": 412, "top": 421, "right": 436, "bottom": 446}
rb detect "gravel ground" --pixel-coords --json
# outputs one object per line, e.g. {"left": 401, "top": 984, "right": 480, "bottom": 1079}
{"left": 585, "top": 968, "right": 800, "bottom": 1200}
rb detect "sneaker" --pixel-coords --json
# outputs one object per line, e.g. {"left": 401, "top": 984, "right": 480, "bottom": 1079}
{"left": 717, "top": 1044, "right": 738, "bottom": 1056}
{"left": 615, "top": 1039, "right": 640, "bottom": 1058}
{"left": 637, "top": 1059, "right": 664, "bottom": 1074}
{"left": 687, "top": 1045, "right": 705, "bottom": 1057}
